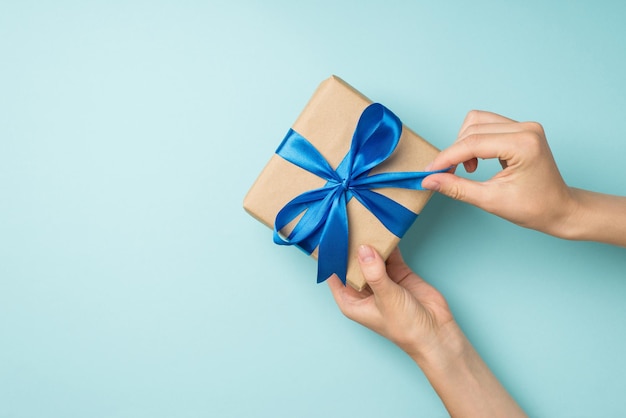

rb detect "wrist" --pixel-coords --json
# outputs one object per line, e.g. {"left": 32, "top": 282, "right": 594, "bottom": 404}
{"left": 554, "top": 187, "right": 626, "bottom": 246}
{"left": 407, "top": 320, "right": 468, "bottom": 372}
{"left": 540, "top": 186, "right": 582, "bottom": 240}
{"left": 409, "top": 320, "right": 527, "bottom": 417}
{"left": 550, "top": 187, "right": 583, "bottom": 240}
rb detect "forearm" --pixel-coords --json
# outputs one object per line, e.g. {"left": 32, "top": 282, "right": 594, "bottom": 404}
{"left": 558, "top": 188, "right": 626, "bottom": 247}
{"left": 411, "top": 322, "right": 526, "bottom": 418}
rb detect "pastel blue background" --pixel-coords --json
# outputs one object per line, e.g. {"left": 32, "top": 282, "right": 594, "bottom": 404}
{"left": 1, "top": 1, "right": 625, "bottom": 417}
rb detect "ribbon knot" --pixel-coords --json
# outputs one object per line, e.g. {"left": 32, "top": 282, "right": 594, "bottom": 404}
{"left": 273, "top": 103, "right": 444, "bottom": 285}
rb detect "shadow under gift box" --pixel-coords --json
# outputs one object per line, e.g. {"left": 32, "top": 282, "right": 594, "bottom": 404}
{"left": 243, "top": 75, "right": 439, "bottom": 291}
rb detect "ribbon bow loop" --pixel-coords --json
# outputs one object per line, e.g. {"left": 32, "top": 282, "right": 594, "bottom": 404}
{"left": 273, "top": 103, "right": 444, "bottom": 286}
{"left": 348, "top": 103, "right": 402, "bottom": 179}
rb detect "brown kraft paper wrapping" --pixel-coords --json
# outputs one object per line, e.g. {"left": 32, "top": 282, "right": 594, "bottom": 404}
{"left": 243, "top": 75, "right": 440, "bottom": 291}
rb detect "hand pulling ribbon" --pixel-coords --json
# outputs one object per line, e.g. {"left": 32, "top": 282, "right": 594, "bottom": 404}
{"left": 273, "top": 103, "right": 445, "bottom": 285}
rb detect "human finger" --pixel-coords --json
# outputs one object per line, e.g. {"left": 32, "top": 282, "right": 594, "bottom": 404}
{"left": 453, "top": 113, "right": 517, "bottom": 173}
{"left": 426, "top": 132, "right": 521, "bottom": 171}
{"left": 457, "top": 110, "right": 517, "bottom": 138}
{"left": 327, "top": 274, "right": 371, "bottom": 320}
{"left": 384, "top": 248, "right": 417, "bottom": 285}
{"left": 357, "top": 245, "right": 400, "bottom": 302}
{"left": 327, "top": 274, "right": 347, "bottom": 304}
{"left": 458, "top": 122, "right": 527, "bottom": 143}
{"left": 422, "top": 172, "right": 496, "bottom": 210}
{"left": 463, "top": 158, "right": 478, "bottom": 173}
{"left": 458, "top": 123, "right": 526, "bottom": 172}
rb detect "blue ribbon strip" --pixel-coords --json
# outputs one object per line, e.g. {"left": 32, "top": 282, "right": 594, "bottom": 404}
{"left": 273, "top": 103, "right": 445, "bottom": 285}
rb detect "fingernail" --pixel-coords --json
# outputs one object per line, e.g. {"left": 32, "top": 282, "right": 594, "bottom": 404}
{"left": 424, "top": 163, "right": 433, "bottom": 171}
{"left": 358, "top": 245, "right": 375, "bottom": 263}
{"left": 422, "top": 178, "right": 440, "bottom": 191}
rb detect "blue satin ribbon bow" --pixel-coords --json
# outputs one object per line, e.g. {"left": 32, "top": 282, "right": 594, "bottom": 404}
{"left": 273, "top": 103, "right": 444, "bottom": 285}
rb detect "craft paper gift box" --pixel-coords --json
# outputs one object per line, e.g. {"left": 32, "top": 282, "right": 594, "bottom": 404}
{"left": 244, "top": 76, "right": 440, "bottom": 291}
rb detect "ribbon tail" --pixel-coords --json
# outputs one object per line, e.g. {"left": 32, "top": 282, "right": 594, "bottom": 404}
{"left": 352, "top": 189, "right": 418, "bottom": 238}
{"left": 317, "top": 190, "right": 349, "bottom": 285}
{"left": 351, "top": 167, "right": 451, "bottom": 190}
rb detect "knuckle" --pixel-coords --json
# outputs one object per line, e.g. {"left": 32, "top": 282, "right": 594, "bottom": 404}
{"left": 518, "top": 131, "right": 543, "bottom": 155}
{"left": 519, "top": 122, "right": 546, "bottom": 144}
{"left": 365, "top": 265, "right": 386, "bottom": 284}
{"left": 526, "top": 121, "right": 545, "bottom": 134}
{"left": 466, "top": 109, "right": 482, "bottom": 124}
{"left": 459, "top": 110, "right": 483, "bottom": 136}
{"left": 445, "top": 182, "right": 466, "bottom": 201}
{"left": 462, "top": 133, "right": 482, "bottom": 149}
{"left": 458, "top": 124, "right": 476, "bottom": 141}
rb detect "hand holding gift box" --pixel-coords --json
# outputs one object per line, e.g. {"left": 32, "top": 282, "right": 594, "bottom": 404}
{"left": 244, "top": 76, "right": 444, "bottom": 290}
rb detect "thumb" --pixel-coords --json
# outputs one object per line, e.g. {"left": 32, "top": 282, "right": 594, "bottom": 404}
{"left": 422, "top": 172, "right": 490, "bottom": 208}
{"left": 357, "top": 245, "right": 398, "bottom": 300}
